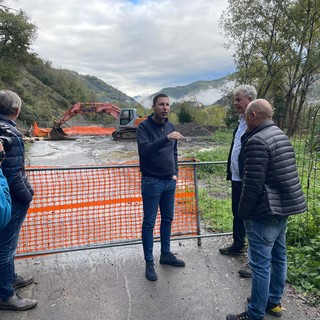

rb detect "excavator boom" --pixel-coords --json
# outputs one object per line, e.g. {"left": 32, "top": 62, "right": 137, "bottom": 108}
{"left": 49, "top": 102, "right": 121, "bottom": 140}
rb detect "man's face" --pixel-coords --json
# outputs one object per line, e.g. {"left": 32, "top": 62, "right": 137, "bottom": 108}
{"left": 234, "top": 91, "right": 252, "bottom": 115}
{"left": 153, "top": 96, "right": 170, "bottom": 123}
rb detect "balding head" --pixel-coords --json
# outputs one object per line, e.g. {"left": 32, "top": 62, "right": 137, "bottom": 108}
{"left": 245, "top": 99, "right": 273, "bottom": 130}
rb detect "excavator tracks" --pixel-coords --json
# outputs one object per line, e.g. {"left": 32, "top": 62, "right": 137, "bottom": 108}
{"left": 112, "top": 129, "right": 137, "bottom": 141}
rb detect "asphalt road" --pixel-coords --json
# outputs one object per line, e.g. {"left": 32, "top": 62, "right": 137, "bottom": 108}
{"left": 2, "top": 238, "right": 317, "bottom": 320}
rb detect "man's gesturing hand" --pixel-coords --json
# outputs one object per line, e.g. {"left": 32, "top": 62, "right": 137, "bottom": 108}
{"left": 167, "top": 131, "right": 184, "bottom": 141}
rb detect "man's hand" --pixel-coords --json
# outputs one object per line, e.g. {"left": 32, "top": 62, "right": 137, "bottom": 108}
{"left": 167, "top": 131, "right": 184, "bottom": 141}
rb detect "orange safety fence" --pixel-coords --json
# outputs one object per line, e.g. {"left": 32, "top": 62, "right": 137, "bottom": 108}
{"left": 17, "top": 162, "right": 198, "bottom": 257}
{"left": 33, "top": 122, "right": 115, "bottom": 137}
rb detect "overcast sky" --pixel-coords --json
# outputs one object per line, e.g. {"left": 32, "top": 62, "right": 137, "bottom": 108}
{"left": 7, "top": 0, "right": 234, "bottom": 97}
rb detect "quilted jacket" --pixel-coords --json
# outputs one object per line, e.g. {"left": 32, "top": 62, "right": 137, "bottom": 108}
{"left": 238, "top": 120, "right": 307, "bottom": 219}
{"left": 0, "top": 116, "right": 34, "bottom": 205}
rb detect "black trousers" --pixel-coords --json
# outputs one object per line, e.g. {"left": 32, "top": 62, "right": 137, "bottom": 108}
{"left": 231, "top": 181, "right": 246, "bottom": 246}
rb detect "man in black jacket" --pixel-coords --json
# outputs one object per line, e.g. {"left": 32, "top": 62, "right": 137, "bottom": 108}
{"left": 137, "top": 93, "right": 185, "bottom": 281}
{"left": 0, "top": 90, "right": 37, "bottom": 311}
{"left": 227, "top": 99, "right": 307, "bottom": 320}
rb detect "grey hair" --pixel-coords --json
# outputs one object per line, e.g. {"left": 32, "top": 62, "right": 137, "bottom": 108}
{"left": 0, "top": 90, "right": 22, "bottom": 115}
{"left": 233, "top": 85, "right": 257, "bottom": 100}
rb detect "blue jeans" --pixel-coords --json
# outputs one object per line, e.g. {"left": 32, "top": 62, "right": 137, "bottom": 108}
{"left": 0, "top": 201, "right": 29, "bottom": 301}
{"left": 245, "top": 217, "right": 288, "bottom": 320}
{"left": 141, "top": 176, "right": 176, "bottom": 262}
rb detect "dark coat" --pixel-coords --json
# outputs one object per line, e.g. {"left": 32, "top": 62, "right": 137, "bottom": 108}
{"left": 0, "top": 117, "right": 34, "bottom": 205}
{"left": 226, "top": 126, "right": 238, "bottom": 181}
{"left": 136, "top": 115, "right": 178, "bottom": 179}
{"left": 238, "top": 120, "right": 307, "bottom": 219}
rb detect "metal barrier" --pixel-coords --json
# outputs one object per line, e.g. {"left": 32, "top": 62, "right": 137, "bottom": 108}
{"left": 18, "top": 161, "right": 213, "bottom": 257}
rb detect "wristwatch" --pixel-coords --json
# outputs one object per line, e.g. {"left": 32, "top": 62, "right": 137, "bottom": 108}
{"left": 0, "top": 150, "right": 6, "bottom": 162}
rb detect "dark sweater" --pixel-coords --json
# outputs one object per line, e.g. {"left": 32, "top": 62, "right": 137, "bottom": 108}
{"left": 136, "top": 115, "right": 178, "bottom": 179}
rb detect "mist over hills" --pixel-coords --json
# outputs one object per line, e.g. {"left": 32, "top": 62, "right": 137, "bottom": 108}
{"left": 135, "top": 76, "right": 235, "bottom": 108}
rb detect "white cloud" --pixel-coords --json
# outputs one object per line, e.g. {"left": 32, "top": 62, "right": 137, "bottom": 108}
{"left": 6, "top": 0, "right": 234, "bottom": 97}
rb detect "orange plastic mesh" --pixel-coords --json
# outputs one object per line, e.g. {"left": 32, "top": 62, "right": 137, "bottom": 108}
{"left": 33, "top": 125, "right": 115, "bottom": 137}
{"left": 17, "top": 164, "right": 198, "bottom": 256}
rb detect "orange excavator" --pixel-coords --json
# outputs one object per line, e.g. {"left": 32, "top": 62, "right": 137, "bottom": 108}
{"left": 47, "top": 102, "right": 146, "bottom": 140}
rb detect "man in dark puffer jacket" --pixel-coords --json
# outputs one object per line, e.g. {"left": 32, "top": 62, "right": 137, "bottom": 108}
{"left": 227, "top": 99, "right": 307, "bottom": 320}
{"left": 0, "top": 90, "right": 37, "bottom": 311}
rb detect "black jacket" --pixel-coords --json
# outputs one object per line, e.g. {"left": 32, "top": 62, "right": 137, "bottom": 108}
{"left": 0, "top": 116, "right": 34, "bottom": 204}
{"left": 226, "top": 126, "right": 238, "bottom": 181}
{"left": 238, "top": 120, "right": 307, "bottom": 219}
{"left": 136, "top": 115, "right": 178, "bottom": 179}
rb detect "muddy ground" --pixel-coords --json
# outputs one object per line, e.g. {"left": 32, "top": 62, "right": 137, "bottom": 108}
{"left": 26, "top": 123, "right": 216, "bottom": 166}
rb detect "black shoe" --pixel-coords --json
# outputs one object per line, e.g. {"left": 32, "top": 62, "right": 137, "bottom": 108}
{"left": 13, "top": 275, "right": 34, "bottom": 290}
{"left": 0, "top": 293, "right": 38, "bottom": 311}
{"left": 219, "top": 243, "right": 245, "bottom": 256}
{"left": 238, "top": 263, "right": 252, "bottom": 278}
{"left": 159, "top": 252, "right": 185, "bottom": 267}
{"left": 145, "top": 262, "right": 158, "bottom": 281}
{"left": 226, "top": 311, "right": 255, "bottom": 320}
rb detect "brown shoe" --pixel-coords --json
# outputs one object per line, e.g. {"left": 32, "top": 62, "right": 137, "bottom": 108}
{"left": 0, "top": 293, "right": 38, "bottom": 311}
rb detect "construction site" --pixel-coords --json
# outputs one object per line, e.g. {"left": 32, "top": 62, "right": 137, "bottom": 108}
{"left": 1, "top": 103, "right": 318, "bottom": 320}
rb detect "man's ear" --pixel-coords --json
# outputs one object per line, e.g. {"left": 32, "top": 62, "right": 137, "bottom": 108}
{"left": 251, "top": 111, "right": 257, "bottom": 121}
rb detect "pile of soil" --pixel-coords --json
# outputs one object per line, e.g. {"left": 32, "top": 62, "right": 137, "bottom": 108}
{"left": 174, "top": 122, "right": 214, "bottom": 137}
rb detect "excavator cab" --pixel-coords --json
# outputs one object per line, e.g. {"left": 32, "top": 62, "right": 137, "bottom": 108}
{"left": 112, "top": 108, "right": 146, "bottom": 140}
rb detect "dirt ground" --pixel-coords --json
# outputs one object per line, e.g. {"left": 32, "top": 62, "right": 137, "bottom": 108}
{"left": 26, "top": 126, "right": 216, "bottom": 166}
{"left": 25, "top": 129, "right": 319, "bottom": 318}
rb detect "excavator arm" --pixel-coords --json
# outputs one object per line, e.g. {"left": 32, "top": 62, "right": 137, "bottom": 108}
{"left": 49, "top": 102, "right": 121, "bottom": 140}
{"left": 53, "top": 102, "right": 121, "bottom": 127}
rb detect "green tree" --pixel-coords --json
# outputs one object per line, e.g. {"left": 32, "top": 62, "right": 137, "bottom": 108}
{"left": 177, "top": 102, "right": 193, "bottom": 123}
{"left": 0, "top": 2, "right": 37, "bottom": 82}
{"left": 220, "top": 0, "right": 320, "bottom": 136}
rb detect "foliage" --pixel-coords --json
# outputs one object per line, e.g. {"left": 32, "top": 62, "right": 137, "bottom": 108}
{"left": 287, "top": 234, "right": 320, "bottom": 305}
{"left": 220, "top": 0, "right": 320, "bottom": 136}
{"left": 0, "top": 4, "right": 37, "bottom": 83}
{"left": 177, "top": 102, "right": 194, "bottom": 123}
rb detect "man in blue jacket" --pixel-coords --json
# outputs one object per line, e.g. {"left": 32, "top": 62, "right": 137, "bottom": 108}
{"left": 137, "top": 93, "right": 185, "bottom": 281}
{"left": 227, "top": 99, "right": 307, "bottom": 320}
{"left": 0, "top": 90, "right": 37, "bottom": 311}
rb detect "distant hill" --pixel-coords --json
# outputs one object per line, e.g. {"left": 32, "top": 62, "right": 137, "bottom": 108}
{"left": 0, "top": 61, "right": 142, "bottom": 128}
{"left": 78, "top": 74, "right": 137, "bottom": 104}
{"left": 135, "top": 76, "right": 235, "bottom": 108}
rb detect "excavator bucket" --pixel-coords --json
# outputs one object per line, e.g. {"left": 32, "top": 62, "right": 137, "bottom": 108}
{"left": 48, "top": 127, "right": 76, "bottom": 140}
